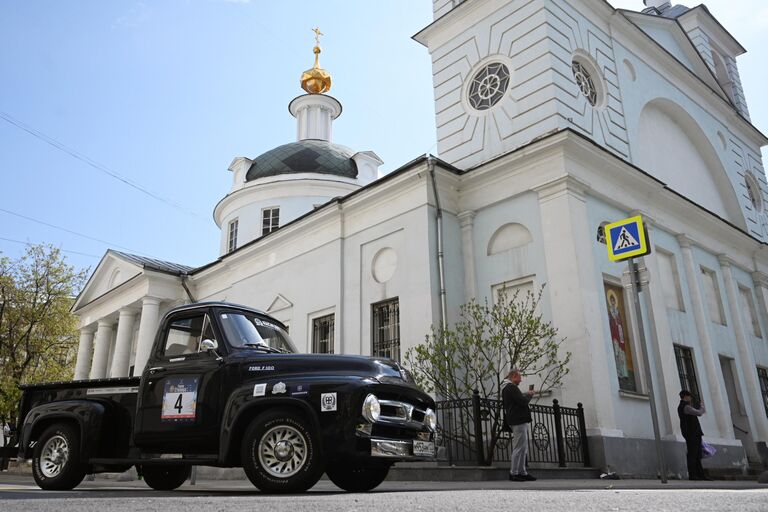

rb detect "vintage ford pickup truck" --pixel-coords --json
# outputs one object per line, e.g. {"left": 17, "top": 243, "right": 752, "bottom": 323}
{"left": 0, "top": 302, "right": 437, "bottom": 492}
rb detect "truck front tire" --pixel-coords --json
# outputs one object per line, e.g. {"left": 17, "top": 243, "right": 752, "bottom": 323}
{"left": 32, "top": 423, "right": 87, "bottom": 490}
{"left": 141, "top": 465, "right": 191, "bottom": 490}
{"left": 241, "top": 409, "right": 324, "bottom": 493}
{"left": 326, "top": 463, "right": 390, "bottom": 492}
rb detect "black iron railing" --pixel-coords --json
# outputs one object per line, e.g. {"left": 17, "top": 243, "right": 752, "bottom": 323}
{"left": 435, "top": 390, "right": 590, "bottom": 467}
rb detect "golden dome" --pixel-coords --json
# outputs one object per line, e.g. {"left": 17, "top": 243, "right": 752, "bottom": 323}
{"left": 301, "top": 29, "right": 332, "bottom": 94}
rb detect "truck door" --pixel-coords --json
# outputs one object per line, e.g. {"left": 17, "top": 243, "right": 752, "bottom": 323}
{"left": 134, "top": 311, "right": 224, "bottom": 452}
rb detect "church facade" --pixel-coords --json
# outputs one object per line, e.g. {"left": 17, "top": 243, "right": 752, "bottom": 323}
{"left": 72, "top": 0, "right": 768, "bottom": 476}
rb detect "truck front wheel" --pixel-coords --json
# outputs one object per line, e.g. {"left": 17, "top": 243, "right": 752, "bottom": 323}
{"left": 140, "top": 465, "right": 191, "bottom": 490}
{"left": 326, "top": 463, "right": 390, "bottom": 492}
{"left": 241, "top": 409, "right": 324, "bottom": 493}
{"left": 32, "top": 423, "right": 87, "bottom": 490}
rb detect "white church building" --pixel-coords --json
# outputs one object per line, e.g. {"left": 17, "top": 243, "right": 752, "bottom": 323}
{"left": 72, "top": 0, "right": 768, "bottom": 477}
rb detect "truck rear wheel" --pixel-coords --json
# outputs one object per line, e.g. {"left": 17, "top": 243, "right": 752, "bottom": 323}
{"left": 241, "top": 409, "right": 324, "bottom": 493}
{"left": 32, "top": 423, "right": 87, "bottom": 490}
{"left": 326, "top": 463, "right": 390, "bottom": 492}
{"left": 141, "top": 465, "right": 191, "bottom": 490}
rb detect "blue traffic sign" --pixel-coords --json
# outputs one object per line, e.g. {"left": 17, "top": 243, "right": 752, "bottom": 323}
{"left": 604, "top": 215, "right": 650, "bottom": 262}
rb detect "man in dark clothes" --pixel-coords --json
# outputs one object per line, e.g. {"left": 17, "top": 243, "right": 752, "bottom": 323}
{"left": 502, "top": 368, "right": 536, "bottom": 481}
{"left": 678, "top": 389, "right": 709, "bottom": 480}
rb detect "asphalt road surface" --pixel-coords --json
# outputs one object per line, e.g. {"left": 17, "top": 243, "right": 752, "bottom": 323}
{"left": 1, "top": 475, "right": 766, "bottom": 511}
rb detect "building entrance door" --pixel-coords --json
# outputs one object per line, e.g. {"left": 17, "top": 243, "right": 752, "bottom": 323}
{"left": 719, "top": 355, "right": 757, "bottom": 461}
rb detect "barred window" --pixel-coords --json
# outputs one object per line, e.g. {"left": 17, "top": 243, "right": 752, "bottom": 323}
{"left": 227, "top": 218, "right": 238, "bottom": 253}
{"left": 674, "top": 345, "right": 701, "bottom": 400}
{"left": 262, "top": 207, "right": 280, "bottom": 235}
{"left": 758, "top": 367, "right": 768, "bottom": 417}
{"left": 372, "top": 298, "right": 400, "bottom": 361}
{"left": 312, "top": 314, "right": 335, "bottom": 354}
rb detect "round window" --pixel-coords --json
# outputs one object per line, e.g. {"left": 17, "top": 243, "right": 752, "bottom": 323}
{"left": 468, "top": 62, "right": 510, "bottom": 111}
{"left": 746, "top": 173, "right": 763, "bottom": 212}
{"left": 572, "top": 60, "right": 598, "bottom": 106}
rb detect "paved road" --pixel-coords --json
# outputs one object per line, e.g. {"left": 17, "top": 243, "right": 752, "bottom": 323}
{"left": 1, "top": 474, "right": 766, "bottom": 511}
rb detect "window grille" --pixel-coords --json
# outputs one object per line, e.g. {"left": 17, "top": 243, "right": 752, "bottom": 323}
{"left": 758, "top": 367, "right": 768, "bottom": 417}
{"left": 372, "top": 298, "right": 400, "bottom": 361}
{"left": 312, "top": 314, "right": 335, "bottom": 354}
{"left": 674, "top": 345, "right": 701, "bottom": 400}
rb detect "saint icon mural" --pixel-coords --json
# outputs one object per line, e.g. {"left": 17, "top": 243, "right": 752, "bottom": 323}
{"left": 604, "top": 283, "right": 637, "bottom": 392}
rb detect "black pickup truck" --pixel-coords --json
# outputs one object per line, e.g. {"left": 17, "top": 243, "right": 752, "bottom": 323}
{"left": 1, "top": 302, "right": 437, "bottom": 493}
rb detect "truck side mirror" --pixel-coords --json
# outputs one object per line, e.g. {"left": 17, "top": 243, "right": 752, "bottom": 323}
{"left": 201, "top": 338, "right": 223, "bottom": 362}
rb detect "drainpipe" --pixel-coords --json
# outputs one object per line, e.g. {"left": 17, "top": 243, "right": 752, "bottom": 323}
{"left": 338, "top": 200, "right": 345, "bottom": 354}
{"left": 427, "top": 155, "right": 448, "bottom": 327}
{"left": 180, "top": 272, "right": 196, "bottom": 303}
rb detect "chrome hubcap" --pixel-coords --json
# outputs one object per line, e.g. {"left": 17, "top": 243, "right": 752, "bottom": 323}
{"left": 40, "top": 435, "right": 69, "bottom": 478}
{"left": 258, "top": 425, "right": 307, "bottom": 478}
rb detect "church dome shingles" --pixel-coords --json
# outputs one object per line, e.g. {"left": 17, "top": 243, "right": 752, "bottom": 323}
{"left": 245, "top": 139, "right": 358, "bottom": 181}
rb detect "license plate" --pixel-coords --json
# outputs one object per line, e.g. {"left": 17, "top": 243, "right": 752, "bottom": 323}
{"left": 413, "top": 440, "right": 435, "bottom": 457}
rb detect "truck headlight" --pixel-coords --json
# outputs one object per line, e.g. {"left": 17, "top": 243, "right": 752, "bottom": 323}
{"left": 424, "top": 408, "right": 437, "bottom": 431}
{"left": 362, "top": 394, "right": 381, "bottom": 423}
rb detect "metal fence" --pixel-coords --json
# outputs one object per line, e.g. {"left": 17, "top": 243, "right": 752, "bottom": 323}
{"left": 435, "top": 391, "right": 590, "bottom": 467}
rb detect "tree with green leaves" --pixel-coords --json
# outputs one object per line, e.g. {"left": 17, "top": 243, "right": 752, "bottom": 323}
{"left": 403, "top": 285, "right": 571, "bottom": 463}
{"left": 0, "top": 244, "right": 87, "bottom": 436}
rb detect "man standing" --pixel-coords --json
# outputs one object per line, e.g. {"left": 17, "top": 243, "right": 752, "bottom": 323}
{"left": 677, "top": 389, "right": 709, "bottom": 480}
{"left": 503, "top": 368, "right": 536, "bottom": 481}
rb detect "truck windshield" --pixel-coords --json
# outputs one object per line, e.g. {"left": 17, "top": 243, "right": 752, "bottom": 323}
{"left": 218, "top": 312, "right": 297, "bottom": 353}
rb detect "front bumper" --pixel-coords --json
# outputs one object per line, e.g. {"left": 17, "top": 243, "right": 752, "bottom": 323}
{"left": 370, "top": 437, "right": 435, "bottom": 460}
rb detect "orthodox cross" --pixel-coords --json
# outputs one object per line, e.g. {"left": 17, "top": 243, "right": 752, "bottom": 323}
{"left": 312, "top": 27, "right": 323, "bottom": 46}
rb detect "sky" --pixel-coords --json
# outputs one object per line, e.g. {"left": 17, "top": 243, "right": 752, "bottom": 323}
{"left": 1, "top": 0, "right": 767, "bottom": 278}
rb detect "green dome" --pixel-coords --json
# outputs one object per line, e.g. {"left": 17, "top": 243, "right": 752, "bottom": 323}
{"left": 245, "top": 139, "right": 358, "bottom": 181}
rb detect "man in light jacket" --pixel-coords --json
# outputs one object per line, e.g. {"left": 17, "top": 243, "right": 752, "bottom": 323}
{"left": 502, "top": 368, "right": 536, "bottom": 481}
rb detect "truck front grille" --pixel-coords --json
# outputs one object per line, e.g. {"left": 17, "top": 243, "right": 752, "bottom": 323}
{"left": 378, "top": 399, "right": 427, "bottom": 430}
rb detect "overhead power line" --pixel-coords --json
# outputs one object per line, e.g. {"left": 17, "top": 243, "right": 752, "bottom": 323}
{"left": 0, "top": 236, "right": 100, "bottom": 259}
{"left": 0, "top": 110, "right": 208, "bottom": 220}
{"left": 0, "top": 207, "right": 152, "bottom": 257}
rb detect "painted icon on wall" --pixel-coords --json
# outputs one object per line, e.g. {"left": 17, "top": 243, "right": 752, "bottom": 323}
{"left": 604, "top": 283, "right": 637, "bottom": 392}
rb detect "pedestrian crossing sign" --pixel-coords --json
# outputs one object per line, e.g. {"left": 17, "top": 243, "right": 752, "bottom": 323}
{"left": 604, "top": 215, "right": 650, "bottom": 262}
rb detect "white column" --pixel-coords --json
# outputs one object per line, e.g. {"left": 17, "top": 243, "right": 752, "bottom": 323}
{"left": 89, "top": 319, "right": 114, "bottom": 380}
{"left": 535, "top": 177, "right": 619, "bottom": 435}
{"left": 133, "top": 297, "right": 162, "bottom": 376}
{"left": 109, "top": 308, "right": 138, "bottom": 378}
{"left": 676, "top": 235, "right": 732, "bottom": 438}
{"left": 720, "top": 257, "right": 768, "bottom": 442}
{"left": 73, "top": 327, "right": 95, "bottom": 380}
{"left": 457, "top": 210, "right": 477, "bottom": 302}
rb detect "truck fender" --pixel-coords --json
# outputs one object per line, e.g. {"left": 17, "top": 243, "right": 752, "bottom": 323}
{"left": 219, "top": 397, "right": 322, "bottom": 465}
{"left": 19, "top": 400, "right": 106, "bottom": 461}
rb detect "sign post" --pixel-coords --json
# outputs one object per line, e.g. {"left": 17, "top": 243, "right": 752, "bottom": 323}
{"left": 604, "top": 216, "right": 667, "bottom": 484}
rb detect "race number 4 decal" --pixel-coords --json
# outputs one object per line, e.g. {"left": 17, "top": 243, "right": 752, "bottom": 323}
{"left": 161, "top": 377, "right": 199, "bottom": 421}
